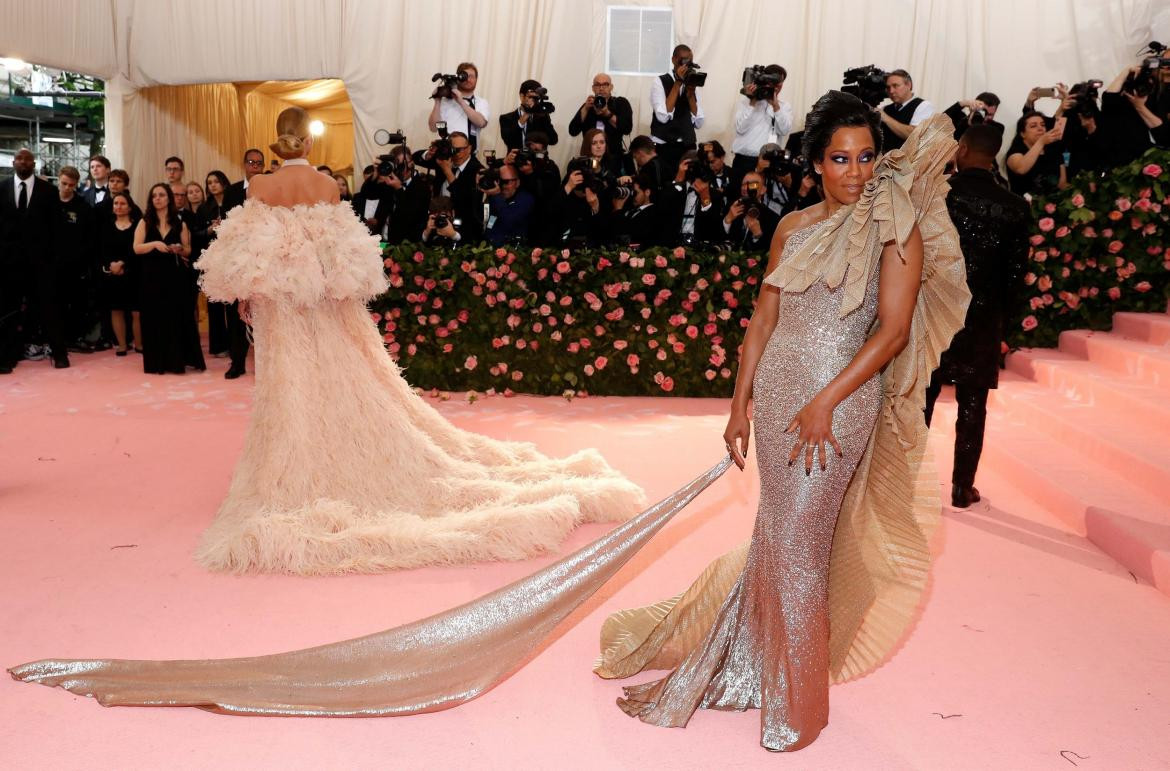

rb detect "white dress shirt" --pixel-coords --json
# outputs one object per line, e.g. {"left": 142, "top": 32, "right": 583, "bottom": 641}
{"left": 439, "top": 157, "right": 472, "bottom": 197}
{"left": 731, "top": 96, "right": 794, "bottom": 157}
{"left": 13, "top": 174, "right": 32, "bottom": 206}
{"left": 437, "top": 93, "right": 491, "bottom": 144}
{"left": 649, "top": 77, "right": 704, "bottom": 143}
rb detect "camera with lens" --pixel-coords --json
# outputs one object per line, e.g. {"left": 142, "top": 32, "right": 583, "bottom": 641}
{"left": 842, "top": 65, "right": 889, "bottom": 108}
{"left": 683, "top": 155, "right": 716, "bottom": 185}
{"left": 566, "top": 155, "right": 608, "bottom": 193}
{"left": 740, "top": 65, "right": 784, "bottom": 102}
{"left": 737, "top": 181, "right": 764, "bottom": 219}
{"left": 523, "top": 86, "right": 556, "bottom": 116}
{"left": 593, "top": 95, "right": 608, "bottom": 111}
{"left": 431, "top": 71, "right": 469, "bottom": 100}
{"left": 373, "top": 129, "right": 409, "bottom": 177}
{"left": 1124, "top": 42, "right": 1170, "bottom": 98}
{"left": 678, "top": 57, "right": 708, "bottom": 88}
{"left": 429, "top": 121, "right": 454, "bottom": 161}
{"left": 1064, "top": 79, "right": 1104, "bottom": 117}
{"left": 477, "top": 168, "right": 501, "bottom": 192}
{"left": 513, "top": 149, "right": 547, "bottom": 167}
{"left": 759, "top": 145, "right": 803, "bottom": 177}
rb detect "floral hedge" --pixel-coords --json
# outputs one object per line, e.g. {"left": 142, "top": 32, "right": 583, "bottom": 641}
{"left": 371, "top": 244, "right": 760, "bottom": 397}
{"left": 1010, "top": 148, "right": 1170, "bottom": 349}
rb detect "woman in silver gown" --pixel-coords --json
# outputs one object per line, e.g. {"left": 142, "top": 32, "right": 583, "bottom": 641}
{"left": 10, "top": 95, "right": 968, "bottom": 754}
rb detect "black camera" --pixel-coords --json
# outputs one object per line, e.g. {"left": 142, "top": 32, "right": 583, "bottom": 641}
{"left": 1124, "top": 42, "right": 1170, "bottom": 98}
{"left": 678, "top": 58, "right": 707, "bottom": 88}
{"left": 683, "top": 155, "right": 716, "bottom": 185}
{"left": 1065, "top": 79, "right": 1104, "bottom": 117}
{"left": 759, "top": 145, "right": 803, "bottom": 177}
{"left": 431, "top": 71, "right": 469, "bottom": 100}
{"left": 478, "top": 168, "right": 501, "bottom": 192}
{"left": 842, "top": 65, "right": 889, "bottom": 108}
{"left": 566, "top": 156, "right": 608, "bottom": 194}
{"left": 741, "top": 65, "right": 784, "bottom": 102}
{"left": 593, "top": 95, "right": 608, "bottom": 110}
{"left": 482, "top": 150, "right": 505, "bottom": 170}
{"left": 524, "top": 87, "right": 556, "bottom": 116}
{"left": 969, "top": 107, "right": 988, "bottom": 125}
{"left": 513, "top": 149, "right": 547, "bottom": 167}
{"left": 373, "top": 129, "right": 409, "bottom": 177}
{"left": 433, "top": 213, "right": 460, "bottom": 230}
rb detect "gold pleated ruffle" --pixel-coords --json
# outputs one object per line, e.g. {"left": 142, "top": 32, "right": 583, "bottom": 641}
{"left": 596, "top": 114, "right": 970, "bottom": 684}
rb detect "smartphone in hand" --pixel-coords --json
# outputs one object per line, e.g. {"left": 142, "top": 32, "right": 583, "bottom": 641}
{"left": 1035, "top": 86, "right": 1058, "bottom": 98}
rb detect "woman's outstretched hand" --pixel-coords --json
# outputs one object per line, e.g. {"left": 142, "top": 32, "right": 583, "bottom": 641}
{"left": 786, "top": 395, "right": 843, "bottom": 474}
{"left": 723, "top": 409, "right": 751, "bottom": 470}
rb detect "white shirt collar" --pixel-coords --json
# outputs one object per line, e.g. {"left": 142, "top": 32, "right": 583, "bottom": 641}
{"left": 283, "top": 158, "right": 311, "bottom": 166}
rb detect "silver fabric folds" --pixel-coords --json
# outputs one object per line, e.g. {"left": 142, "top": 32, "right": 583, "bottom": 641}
{"left": 9, "top": 457, "right": 732, "bottom": 716}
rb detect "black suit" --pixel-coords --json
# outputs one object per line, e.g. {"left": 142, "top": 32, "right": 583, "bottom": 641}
{"left": 499, "top": 110, "right": 559, "bottom": 151}
{"left": 216, "top": 178, "right": 250, "bottom": 369}
{"left": 659, "top": 182, "right": 725, "bottom": 245}
{"left": 722, "top": 204, "right": 780, "bottom": 252}
{"left": 616, "top": 203, "right": 665, "bottom": 249}
{"left": 568, "top": 96, "right": 634, "bottom": 153}
{"left": 439, "top": 158, "right": 485, "bottom": 243}
{"left": 0, "top": 175, "right": 63, "bottom": 366}
{"left": 57, "top": 195, "right": 99, "bottom": 345}
{"left": 925, "top": 167, "right": 1030, "bottom": 490}
{"left": 81, "top": 184, "right": 111, "bottom": 209}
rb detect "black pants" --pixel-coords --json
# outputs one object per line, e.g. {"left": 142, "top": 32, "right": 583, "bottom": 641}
{"left": 227, "top": 300, "right": 250, "bottom": 371}
{"left": 924, "top": 373, "right": 990, "bottom": 489}
{"left": 207, "top": 300, "right": 231, "bottom": 355}
{"left": 654, "top": 141, "right": 693, "bottom": 182}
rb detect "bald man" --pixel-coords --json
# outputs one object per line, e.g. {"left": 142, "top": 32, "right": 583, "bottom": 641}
{"left": 568, "top": 72, "right": 633, "bottom": 153}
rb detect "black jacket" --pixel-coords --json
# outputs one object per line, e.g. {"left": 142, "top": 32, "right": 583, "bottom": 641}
{"left": 615, "top": 203, "right": 665, "bottom": 249}
{"left": 935, "top": 168, "right": 1031, "bottom": 388}
{"left": 722, "top": 204, "right": 781, "bottom": 253}
{"left": 568, "top": 96, "right": 634, "bottom": 153}
{"left": 414, "top": 156, "right": 485, "bottom": 243}
{"left": 0, "top": 175, "right": 59, "bottom": 263}
{"left": 499, "top": 110, "right": 559, "bottom": 151}
{"left": 659, "top": 182, "right": 726, "bottom": 245}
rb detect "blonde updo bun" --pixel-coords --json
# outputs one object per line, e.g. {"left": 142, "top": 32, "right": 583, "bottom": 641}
{"left": 269, "top": 106, "right": 312, "bottom": 160}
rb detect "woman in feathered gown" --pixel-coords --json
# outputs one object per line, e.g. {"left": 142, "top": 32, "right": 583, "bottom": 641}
{"left": 191, "top": 106, "right": 643, "bottom": 574}
{"left": 10, "top": 101, "right": 967, "bottom": 754}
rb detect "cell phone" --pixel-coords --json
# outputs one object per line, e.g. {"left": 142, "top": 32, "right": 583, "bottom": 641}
{"left": 1035, "top": 87, "right": 1058, "bottom": 98}
{"left": 1053, "top": 116, "right": 1067, "bottom": 137}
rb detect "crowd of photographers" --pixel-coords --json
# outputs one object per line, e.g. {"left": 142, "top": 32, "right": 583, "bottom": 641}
{"left": 353, "top": 44, "right": 1170, "bottom": 252}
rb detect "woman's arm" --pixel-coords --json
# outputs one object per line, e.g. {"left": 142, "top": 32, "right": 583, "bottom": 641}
{"left": 1006, "top": 140, "right": 1045, "bottom": 175}
{"left": 132, "top": 220, "right": 156, "bottom": 254}
{"left": 179, "top": 222, "right": 191, "bottom": 259}
{"left": 786, "top": 225, "right": 925, "bottom": 472}
{"left": 723, "top": 213, "right": 804, "bottom": 468}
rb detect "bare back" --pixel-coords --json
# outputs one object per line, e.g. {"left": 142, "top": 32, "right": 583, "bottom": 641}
{"left": 247, "top": 165, "right": 340, "bottom": 209}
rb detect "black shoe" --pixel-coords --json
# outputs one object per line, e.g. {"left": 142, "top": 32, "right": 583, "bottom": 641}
{"left": 115, "top": 349, "right": 128, "bottom": 357}
{"left": 224, "top": 365, "right": 246, "bottom": 380}
{"left": 951, "top": 484, "right": 980, "bottom": 509}
{"left": 0, "top": 363, "right": 13, "bottom": 374}
{"left": 51, "top": 356, "right": 71, "bottom": 369}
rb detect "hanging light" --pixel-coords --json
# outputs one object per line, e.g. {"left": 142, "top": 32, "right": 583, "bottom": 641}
{"left": 309, "top": 120, "right": 325, "bottom": 137}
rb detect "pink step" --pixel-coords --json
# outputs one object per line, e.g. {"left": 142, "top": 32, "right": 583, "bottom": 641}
{"left": 1006, "top": 348, "right": 1170, "bottom": 435}
{"left": 989, "top": 373, "right": 1170, "bottom": 500}
{"left": 1058, "top": 330, "right": 1170, "bottom": 387}
{"left": 1112, "top": 312, "right": 1170, "bottom": 346}
{"left": 976, "top": 410, "right": 1170, "bottom": 595}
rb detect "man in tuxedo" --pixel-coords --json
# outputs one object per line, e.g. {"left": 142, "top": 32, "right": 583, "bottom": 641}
{"left": 623, "top": 135, "right": 667, "bottom": 193}
{"left": 924, "top": 125, "right": 1031, "bottom": 509}
{"left": 354, "top": 146, "right": 431, "bottom": 243}
{"left": 416, "top": 132, "right": 484, "bottom": 242}
{"left": 164, "top": 156, "right": 185, "bottom": 186}
{"left": 499, "top": 80, "right": 559, "bottom": 151}
{"left": 56, "top": 166, "right": 100, "bottom": 351}
{"left": 720, "top": 171, "right": 780, "bottom": 252}
{"left": 568, "top": 72, "right": 634, "bottom": 153}
{"left": 219, "top": 148, "right": 265, "bottom": 379}
{"left": 82, "top": 155, "right": 112, "bottom": 208}
{"left": 0, "top": 148, "right": 65, "bottom": 371}
{"left": 659, "top": 150, "right": 725, "bottom": 246}
{"left": 613, "top": 173, "right": 664, "bottom": 249}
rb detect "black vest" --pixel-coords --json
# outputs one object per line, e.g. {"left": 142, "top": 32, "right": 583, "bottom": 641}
{"left": 881, "top": 97, "right": 923, "bottom": 151}
{"left": 650, "top": 73, "right": 696, "bottom": 145}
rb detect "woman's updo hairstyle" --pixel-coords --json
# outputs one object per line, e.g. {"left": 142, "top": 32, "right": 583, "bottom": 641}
{"left": 269, "top": 106, "right": 312, "bottom": 160}
{"left": 801, "top": 90, "right": 882, "bottom": 179}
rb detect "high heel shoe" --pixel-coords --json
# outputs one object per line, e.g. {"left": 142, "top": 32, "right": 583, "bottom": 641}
{"left": 115, "top": 349, "right": 128, "bottom": 357}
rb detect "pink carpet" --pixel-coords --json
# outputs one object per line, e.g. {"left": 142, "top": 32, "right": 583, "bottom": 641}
{"left": 3, "top": 335, "right": 1169, "bottom": 770}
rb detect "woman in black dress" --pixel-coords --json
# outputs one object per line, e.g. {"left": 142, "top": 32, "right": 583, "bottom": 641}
{"left": 1006, "top": 111, "right": 1067, "bottom": 196}
{"left": 134, "top": 183, "right": 205, "bottom": 375}
{"left": 100, "top": 192, "right": 142, "bottom": 355}
{"left": 198, "top": 171, "right": 233, "bottom": 357}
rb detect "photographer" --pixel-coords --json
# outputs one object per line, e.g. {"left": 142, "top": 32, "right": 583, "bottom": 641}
{"left": 661, "top": 149, "right": 725, "bottom": 246}
{"left": 700, "top": 140, "right": 733, "bottom": 193}
{"left": 650, "top": 44, "right": 706, "bottom": 179}
{"left": 508, "top": 131, "right": 562, "bottom": 245}
{"left": 1005, "top": 111, "right": 1067, "bottom": 196}
{"left": 730, "top": 64, "right": 793, "bottom": 185}
{"left": 613, "top": 172, "right": 664, "bottom": 249}
{"left": 428, "top": 62, "right": 490, "bottom": 151}
{"left": 499, "top": 79, "right": 559, "bottom": 151}
{"left": 479, "top": 164, "right": 534, "bottom": 246}
{"left": 622, "top": 135, "right": 666, "bottom": 192}
{"left": 559, "top": 154, "right": 617, "bottom": 247}
{"left": 568, "top": 72, "right": 633, "bottom": 153}
{"left": 753, "top": 143, "right": 799, "bottom": 218}
{"left": 1101, "top": 62, "right": 1165, "bottom": 167}
{"left": 879, "top": 69, "right": 935, "bottom": 151}
{"left": 943, "top": 92, "right": 1003, "bottom": 140}
{"left": 355, "top": 145, "right": 431, "bottom": 242}
{"left": 421, "top": 197, "right": 462, "bottom": 248}
{"left": 721, "top": 171, "right": 780, "bottom": 253}
{"left": 414, "top": 131, "right": 484, "bottom": 242}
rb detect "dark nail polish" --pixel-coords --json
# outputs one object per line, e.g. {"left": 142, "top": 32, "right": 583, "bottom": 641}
{"left": 805, "top": 468, "right": 810, "bottom": 476}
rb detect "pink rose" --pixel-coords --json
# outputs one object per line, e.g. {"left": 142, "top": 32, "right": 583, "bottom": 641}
{"left": 1135, "top": 281, "right": 1152, "bottom": 293}
{"left": 1029, "top": 235, "right": 1045, "bottom": 246}
{"left": 594, "top": 356, "right": 608, "bottom": 370}
{"left": 583, "top": 364, "right": 595, "bottom": 377}
{"left": 1037, "top": 276, "right": 1053, "bottom": 291}
{"left": 1029, "top": 297, "right": 1044, "bottom": 310}
{"left": 1116, "top": 197, "right": 1132, "bottom": 212}
{"left": 685, "top": 325, "right": 699, "bottom": 339}
{"left": 511, "top": 370, "right": 524, "bottom": 381}
{"left": 673, "top": 247, "right": 686, "bottom": 259}
{"left": 1024, "top": 272, "right": 1037, "bottom": 286}
{"left": 703, "top": 323, "right": 717, "bottom": 336}
{"left": 1021, "top": 316, "right": 1038, "bottom": 331}
{"left": 660, "top": 376, "right": 674, "bottom": 392}
{"left": 704, "top": 369, "right": 717, "bottom": 380}
{"left": 613, "top": 340, "right": 628, "bottom": 350}
{"left": 1055, "top": 226, "right": 1070, "bottom": 238}
{"left": 557, "top": 261, "right": 571, "bottom": 274}
{"left": 1135, "top": 198, "right": 1152, "bottom": 212}
{"left": 642, "top": 274, "right": 656, "bottom": 286}
{"left": 1108, "top": 287, "right": 1121, "bottom": 300}
{"left": 464, "top": 355, "right": 478, "bottom": 370}
{"left": 1071, "top": 193, "right": 1085, "bottom": 208}
{"left": 1142, "top": 163, "right": 1163, "bottom": 178}
{"left": 1107, "top": 240, "right": 1124, "bottom": 254}
{"left": 655, "top": 255, "right": 668, "bottom": 268}
{"left": 1043, "top": 203, "right": 1056, "bottom": 214}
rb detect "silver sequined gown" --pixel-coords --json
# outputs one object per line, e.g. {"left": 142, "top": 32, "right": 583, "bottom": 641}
{"left": 617, "top": 220, "right": 884, "bottom": 751}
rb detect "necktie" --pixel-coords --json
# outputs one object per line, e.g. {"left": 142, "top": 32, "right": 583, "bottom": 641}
{"left": 466, "top": 97, "right": 478, "bottom": 150}
{"left": 18, "top": 180, "right": 27, "bottom": 211}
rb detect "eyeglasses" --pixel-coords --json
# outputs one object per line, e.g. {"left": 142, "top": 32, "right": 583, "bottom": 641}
{"left": 592, "top": 82, "right": 612, "bottom": 87}
{"left": 451, "top": 145, "right": 470, "bottom": 152}
{"left": 500, "top": 178, "right": 519, "bottom": 184}
{"left": 165, "top": 166, "right": 183, "bottom": 172}
{"left": 244, "top": 159, "right": 264, "bottom": 166}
